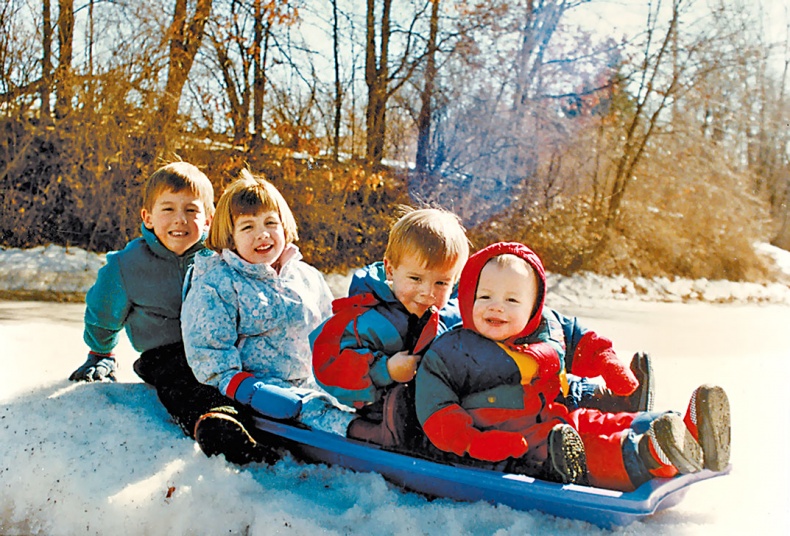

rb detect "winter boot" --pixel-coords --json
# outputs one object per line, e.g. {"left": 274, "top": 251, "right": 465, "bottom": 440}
{"left": 347, "top": 385, "right": 412, "bottom": 448}
{"left": 544, "top": 424, "right": 589, "bottom": 485}
{"left": 683, "top": 384, "right": 731, "bottom": 471}
{"left": 583, "top": 352, "right": 655, "bottom": 413}
{"left": 194, "top": 409, "right": 278, "bottom": 466}
{"left": 346, "top": 416, "right": 395, "bottom": 446}
{"left": 640, "top": 413, "right": 703, "bottom": 476}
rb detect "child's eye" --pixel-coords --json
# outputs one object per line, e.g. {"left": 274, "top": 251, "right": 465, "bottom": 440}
{"left": 409, "top": 276, "right": 421, "bottom": 282}
{"left": 436, "top": 281, "right": 449, "bottom": 287}
{"left": 476, "top": 294, "right": 489, "bottom": 300}
{"left": 507, "top": 298, "right": 520, "bottom": 303}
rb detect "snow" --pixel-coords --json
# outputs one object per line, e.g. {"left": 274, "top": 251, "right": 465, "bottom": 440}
{"left": 2, "top": 244, "right": 790, "bottom": 535}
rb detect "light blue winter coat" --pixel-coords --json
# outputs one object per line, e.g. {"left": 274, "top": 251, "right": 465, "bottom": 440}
{"left": 181, "top": 245, "right": 334, "bottom": 397}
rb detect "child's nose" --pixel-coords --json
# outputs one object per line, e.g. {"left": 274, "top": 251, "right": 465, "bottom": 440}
{"left": 489, "top": 300, "right": 504, "bottom": 311}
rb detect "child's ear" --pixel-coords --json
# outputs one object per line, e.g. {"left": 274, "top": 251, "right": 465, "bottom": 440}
{"left": 383, "top": 258, "right": 394, "bottom": 280}
{"left": 140, "top": 208, "right": 154, "bottom": 229}
{"left": 204, "top": 214, "right": 213, "bottom": 232}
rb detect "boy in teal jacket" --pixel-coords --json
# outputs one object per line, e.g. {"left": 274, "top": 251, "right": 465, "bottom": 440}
{"left": 71, "top": 162, "right": 276, "bottom": 465}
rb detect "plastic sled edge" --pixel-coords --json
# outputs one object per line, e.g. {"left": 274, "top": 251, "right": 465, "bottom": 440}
{"left": 253, "top": 415, "right": 729, "bottom": 529}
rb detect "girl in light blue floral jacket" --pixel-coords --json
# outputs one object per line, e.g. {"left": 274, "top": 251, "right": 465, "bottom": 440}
{"left": 182, "top": 170, "right": 354, "bottom": 465}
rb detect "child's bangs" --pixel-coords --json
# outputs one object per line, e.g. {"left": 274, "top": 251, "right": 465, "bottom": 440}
{"left": 406, "top": 235, "right": 464, "bottom": 271}
{"left": 230, "top": 186, "right": 279, "bottom": 218}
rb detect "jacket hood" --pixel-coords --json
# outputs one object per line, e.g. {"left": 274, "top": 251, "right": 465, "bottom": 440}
{"left": 347, "top": 261, "right": 399, "bottom": 304}
{"left": 457, "top": 242, "right": 546, "bottom": 342}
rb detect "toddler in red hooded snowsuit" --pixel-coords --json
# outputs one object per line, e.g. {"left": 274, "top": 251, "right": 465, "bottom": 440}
{"left": 415, "top": 242, "right": 731, "bottom": 490}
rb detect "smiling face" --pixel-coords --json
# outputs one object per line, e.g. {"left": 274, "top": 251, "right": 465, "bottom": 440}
{"left": 141, "top": 188, "right": 210, "bottom": 256}
{"left": 231, "top": 209, "right": 286, "bottom": 265}
{"left": 385, "top": 254, "right": 461, "bottom": 317}
{"left": 472, "top": 259, "right": 539, "bottom": 341}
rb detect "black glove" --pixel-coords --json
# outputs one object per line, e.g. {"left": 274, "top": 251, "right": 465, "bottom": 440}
{"left": 69, "top": 352, "right": 117, "bottom": 382}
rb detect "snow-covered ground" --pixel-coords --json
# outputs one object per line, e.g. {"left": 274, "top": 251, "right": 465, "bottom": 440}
{"left": 1, "top": 244, "right": 790, "bottom": 535}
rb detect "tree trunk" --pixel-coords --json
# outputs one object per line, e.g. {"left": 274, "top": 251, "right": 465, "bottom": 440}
{"left": 157, "top": 0, "right": 213, "bottom": 135}
{"left": 365, "top": 0, "right": 391, "bottom": 167}
{"left": 40, "top": 0, "right": 53, "bottom": 122}
{"left": 415, "top": 0, "right": 439, "bottom": 174}
{"left": 54, "top": 0, "right": 73, "bottom": 119}
{"left": 332, "top": 0, "right": 341, "bottom": 162}
{"left": 253, "top": 0, "right": 267, "bottom": 140}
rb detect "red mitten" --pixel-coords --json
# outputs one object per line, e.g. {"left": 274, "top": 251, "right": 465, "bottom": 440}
{"left": 572, "top": 332, "right": 638, "bottom": 396}
{"left": 468, "top": 430, "right": 529, "bottom": 462}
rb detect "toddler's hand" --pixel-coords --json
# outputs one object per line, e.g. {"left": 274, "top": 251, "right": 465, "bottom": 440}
{"left": 387, "top": 351, "right": 421, "bottom": 383}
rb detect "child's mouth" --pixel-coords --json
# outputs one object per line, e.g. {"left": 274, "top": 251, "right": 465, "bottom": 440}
{"left": 255, "top": 244, "right": 273, "bottom": 252}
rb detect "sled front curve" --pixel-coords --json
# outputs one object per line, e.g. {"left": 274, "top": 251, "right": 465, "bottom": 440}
{"left": 254, "top": 416, "right": 730, "bottom": 529}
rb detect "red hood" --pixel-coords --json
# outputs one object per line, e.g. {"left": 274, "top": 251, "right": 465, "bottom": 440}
{"left": 458, "top": 242, "right": 546, "bottom": 342}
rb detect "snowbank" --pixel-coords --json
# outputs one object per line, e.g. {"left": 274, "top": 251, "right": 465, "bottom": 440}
{"left": 2, "top": 244, "right": 789, "bottom": 305}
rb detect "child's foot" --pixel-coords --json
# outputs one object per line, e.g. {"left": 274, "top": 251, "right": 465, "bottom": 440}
{"left": 684, "top": 384, "right": 731, "bottom": 471}
{"left": 643, "top": 413, "right": 703, "bottom": 474}
{"left": 545, "top": 424, "right": 588, "bottom": 484}
{"left": 583, "top": 352, "right": 655, "bottom": 413}
{"left": 195, "top": 411, "right": 278, "bottom": 465}
{"left": 627, "top": 352, "right": 654, "bottom": 412}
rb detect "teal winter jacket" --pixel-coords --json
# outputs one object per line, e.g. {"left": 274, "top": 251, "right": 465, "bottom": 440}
{"left": 83, "top": 224, "right": 206, "bottom": 354}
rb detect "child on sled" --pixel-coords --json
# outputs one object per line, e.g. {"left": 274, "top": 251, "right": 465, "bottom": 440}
{"left": 182, "top": 170, "right": 354, "bottom": 464}
{"left": 311, "top": 208, "right": 654, "bottom": 451}
{"left": 415, "top": 242, "right": 730, "bottom": 489}
{"left": 72, "top": 162, "right": 247, "bottom": 455}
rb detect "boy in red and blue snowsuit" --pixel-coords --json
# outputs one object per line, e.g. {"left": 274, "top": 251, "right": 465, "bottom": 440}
{"left": 310, "top": 208, "right": 470, "bottom": 446}
{"left": 415, "top": 242, "right": 731, "bottom": 490}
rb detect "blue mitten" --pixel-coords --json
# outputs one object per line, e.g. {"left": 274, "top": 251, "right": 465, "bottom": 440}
{"left": 233, "top": 377, "right": 303, "bottom": 420}
{"left": 70, "top": 352, "right": 117, "bottom": 382}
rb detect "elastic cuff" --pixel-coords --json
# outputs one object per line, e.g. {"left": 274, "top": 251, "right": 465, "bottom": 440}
{"left": 226, "top": 372, "right": 255, "bottom": 399}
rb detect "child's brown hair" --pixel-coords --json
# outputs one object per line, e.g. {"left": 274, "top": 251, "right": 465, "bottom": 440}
{"left": 207, "top": 169, "right": 298, "bottom": 253}
{"left": 142, "top": 162, "right": 215, "bottom": 217}
{"left": 384, "top": 207, "right": 470, "bottom": 272}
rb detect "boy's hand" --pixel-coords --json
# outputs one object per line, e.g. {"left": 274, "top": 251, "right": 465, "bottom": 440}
{"left": 69, "top": 352, "right": 117, "bottom": 382}
{"left": 387, "top": 351, "right": 421, "bottom": 383}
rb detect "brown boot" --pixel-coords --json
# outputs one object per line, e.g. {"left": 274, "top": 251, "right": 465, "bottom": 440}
{"left": 347, "top": 416, "right": 396, "bottom": 446}
{"left": 194, "top": 410, "right": 279, "bottom": 465}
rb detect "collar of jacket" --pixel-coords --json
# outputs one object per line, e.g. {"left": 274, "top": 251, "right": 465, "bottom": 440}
{"left": 139, "top": 223, "right": 206, "bottom": 260}
{"left": 348, "top": 261, "right": 402, "bottom": 305}
{"left": 220, "top": 244, "right": 303, "bottom": 280}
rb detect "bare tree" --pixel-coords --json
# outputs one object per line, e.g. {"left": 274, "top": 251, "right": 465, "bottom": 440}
{"left": 157, "top": 0, "right": 213, "bottom": 136}
{"left": 364, "top": 0, "right": 429, "bottom": 167}
{"left": 41, "top": 0, "right": 53, "bottom": 121}
{"left": 414, "top": 0, "right": 439, "bottom": 173}
{"left": 54, "top": 0, "right": 73, "bottom": 118}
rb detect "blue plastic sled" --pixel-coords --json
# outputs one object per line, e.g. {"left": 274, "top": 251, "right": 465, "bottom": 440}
{"left": 254, "top": 416, "right": 729, "bottom": 528}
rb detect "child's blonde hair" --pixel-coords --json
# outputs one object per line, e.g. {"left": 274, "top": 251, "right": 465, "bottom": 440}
{"left": 143, "top": 162, "right": 215, "bottom": 218}
{"left": 487, "top": 253, "right": 533, "bottom": 274}
{"left": 207, "top": 169, "right": 298, "bottom": 253}
{"left": 384, "top": 207, "right": 470, "bottom": 272}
